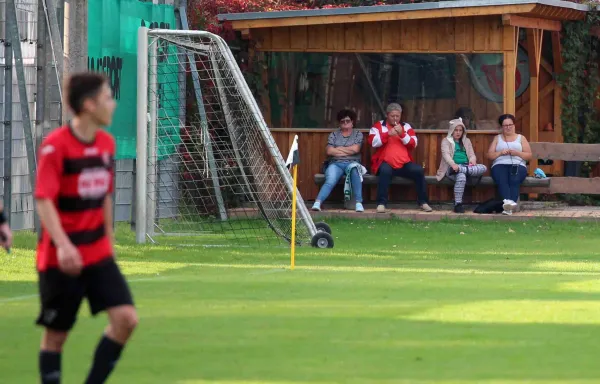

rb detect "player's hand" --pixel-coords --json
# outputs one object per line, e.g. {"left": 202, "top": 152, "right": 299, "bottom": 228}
{"left": 57, "top": 242, "right": 83, "bottom": 276}
{"left": 451, "top": 164, "right": 460, "bottom": 172}
{"left": 388, "top": 128, "right": 399, "bottom": 137}
{"left": 0, "top": 222, "right": 12, "bottom": 251}
{"left": 501, "top": 149, "right": 510, "bottom": 155}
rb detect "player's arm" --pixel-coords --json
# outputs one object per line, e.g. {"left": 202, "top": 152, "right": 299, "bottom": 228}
{"left": 0, "top": 201, "right": 12, "bottom": 251}
{"left": 36, "top": 199, "right": 82, "bottom": 275}
{"left": 368, "top": 123, "right": 389, "bottom": 148}
{"left": 399, "top": 123, "right": 418, "bottom": 150}
{"left": 35, "top": 141, "right": 82, "bottom": 275}
{"left": 36, "top": 200, "right": 73, "bottom": 250}
{"left": 104, "top": 139, "right": 116, "bottom": 254}
{"left": 103, "top": 195, "right": 115, "bottom": 254}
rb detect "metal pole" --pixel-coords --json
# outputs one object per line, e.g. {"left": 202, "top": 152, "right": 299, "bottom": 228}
{"left": 43, "top": 0, "right": 61, "bottom": 135}
{"left": 136, "top": 27, "right": 149, "bottom": 244}
{"left": 42, "top": 0, "right": 64, "bottom": 106}
{"left": 7, "top": 0, "right": 39, "bottom": 232}
{"left": 147, "top": 38, "right": 158, "bottom": 238}
{"left": 56, "top": 0, "right": 65, "bottom": 124}
{"left": 3, "top": 40, "right": 13, "bottom": 226}
{"left": 130, "top": 159, "right": 136, "bottom": 232}
{"left": 179, "top": 7, "right": 227, "bottom": 221}
{"left": 36, "top": 0, "right": 48, "bottom": 155}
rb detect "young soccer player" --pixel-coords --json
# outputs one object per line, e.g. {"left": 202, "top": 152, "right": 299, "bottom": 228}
{"left": 35, "top": 72, "right": 138, "bottom": 384}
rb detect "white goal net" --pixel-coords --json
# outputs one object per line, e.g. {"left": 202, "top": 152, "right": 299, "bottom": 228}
{"left": 135, "top": 28, "right": 326, "bottom": 247}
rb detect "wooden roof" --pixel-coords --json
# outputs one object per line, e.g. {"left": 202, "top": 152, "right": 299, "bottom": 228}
{"left": 217, "top": 0, "right": 588, "bottom": 30}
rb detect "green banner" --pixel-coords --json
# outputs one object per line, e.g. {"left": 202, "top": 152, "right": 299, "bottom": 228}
{"left": 88, "top": 0, "right": 179, "bottom": 160}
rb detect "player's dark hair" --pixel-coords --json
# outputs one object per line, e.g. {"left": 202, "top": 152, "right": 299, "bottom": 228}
{"left": 66, "top": 72, "right": 109, "bottom": 115}
{"left": 336, "top": 109, "right": 357, "bottom": 123}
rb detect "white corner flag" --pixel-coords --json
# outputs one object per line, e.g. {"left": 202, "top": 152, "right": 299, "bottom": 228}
{"left": 285, "top": 135, "right": 300, "bottom": 169}
{"left": 286, "top": 135, "right": 300, "bottom": 270}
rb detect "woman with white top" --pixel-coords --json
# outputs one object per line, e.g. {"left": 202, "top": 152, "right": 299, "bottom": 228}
{"left": 487, "top": 114, "right": 532, "bottom": 215}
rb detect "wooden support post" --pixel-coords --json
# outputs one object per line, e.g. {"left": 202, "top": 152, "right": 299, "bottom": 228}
{"left": 551, "top": 30, "right": 564, "bottom": 178}
{"left": 552, "top": 31, "right": 563, "bottom": 142}
{"left": 503, "top": 25, "right": 518, "bottom": 115}
{"left": 526, "top": 28, "right": 543, "bottom": 177}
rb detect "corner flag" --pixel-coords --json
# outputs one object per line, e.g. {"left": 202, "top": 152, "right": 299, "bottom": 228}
{"left": 285, "top": 135, "right": 300, "bottom": 169}
{"left": 286, "top": 135, "right": 300, "bottom": 270}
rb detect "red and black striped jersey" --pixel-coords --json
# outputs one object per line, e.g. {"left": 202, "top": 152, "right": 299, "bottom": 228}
{"left": 35, "top": 125, "right": 115, "bottom": 272}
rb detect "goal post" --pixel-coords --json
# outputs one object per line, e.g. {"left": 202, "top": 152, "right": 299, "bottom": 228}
{"left": 135, "top": 27, "right": 333, "bottom": 248}
{"left": 135, "top": 26, "right": 148, "bottom": 244}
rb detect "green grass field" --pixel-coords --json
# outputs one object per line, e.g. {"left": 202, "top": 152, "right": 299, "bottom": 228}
{"left": 2, "top": 218, "right": 600, "bottom": 383}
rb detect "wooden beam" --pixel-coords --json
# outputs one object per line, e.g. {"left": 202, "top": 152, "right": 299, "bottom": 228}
{"left": 526, "top": 28, "right": 543, "bottom": 177}
{"left": 518, "top": 40, "right": 553, "bottom": 76}
{"left": 545, "top": 177, "right": 600, "bottom": 195}
{"left": 502, "top": 14, "right": 561, "bottom": 31}
{"left": 529, "top": 142, "right": 600, "bottom": 162}
{"left": 552, "top": 31, "right": 563, "bottom": 142}
{"left": 227, "top": 4, "right": 536, "bottom": 29}
{"left": 522, "top": 177, "right": 600, "bottom": 195}
{"left": 515, "top": 81, "right": 555, "bottom": 119}
{"left": 503, "top": 25, "right": 517, "bottom": 114}
{"left": 254, "top": 48, "right": 510, "bottom": 53}
{"left": 526, "top": 29, "right": 543, "bottom": 76}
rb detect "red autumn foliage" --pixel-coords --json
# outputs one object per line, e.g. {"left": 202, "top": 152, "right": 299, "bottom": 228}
{"left": 188, "top": 0, "right": 307, "bottom": 39}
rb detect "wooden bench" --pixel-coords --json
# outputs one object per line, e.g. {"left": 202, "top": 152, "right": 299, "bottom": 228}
{"left": 313, "top": 174, "right": 549, "bottom": 208}
{"left": 314, "top": 142, "right": 600, "bottom": 207}
{"left": 314, "top": 174, "right": 550, "bottom": 187}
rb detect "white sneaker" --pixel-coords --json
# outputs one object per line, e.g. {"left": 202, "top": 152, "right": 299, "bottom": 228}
{"left": 311, "top": 201, "right": 321, "bottom": 211}
{"left": 421, "top": 203, "right": 433, "bottom": 212}
{"left": 376, "top": 205, "right": 386, "bottom": 213}
{"left": 502, "top": 210, "right": 513, "bottom": 215}
{"left": 503, "top": 199, "right": 517, "bottom": 212}
{"left": 355, "top": 202, "right": 364, "bottom": 212}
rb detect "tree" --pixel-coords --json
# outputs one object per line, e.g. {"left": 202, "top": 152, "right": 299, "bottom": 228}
{"left": 188, "top": 0, "right": 306, "bottom": 40}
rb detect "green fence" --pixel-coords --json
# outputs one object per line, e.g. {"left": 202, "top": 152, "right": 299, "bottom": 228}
{"left": 88, "top": 0, "right": 179, "bottom": 160}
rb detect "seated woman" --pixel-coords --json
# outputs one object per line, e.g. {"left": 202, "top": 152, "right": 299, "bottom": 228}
{"left": 487, "top": 113, "right": 532, "bottom": 215}
{"left": 436, "top": 118, "right": 487, "bottom": 213}
{"left": 312, "top": 109, "right": 365, "bottom": 212}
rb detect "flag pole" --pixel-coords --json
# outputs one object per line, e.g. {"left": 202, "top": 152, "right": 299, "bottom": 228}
{"left": 290, "top": 163, "right": 298, "bottom": 270}
{"left": 286, "top": 135, "right": 300, "bottom": 271}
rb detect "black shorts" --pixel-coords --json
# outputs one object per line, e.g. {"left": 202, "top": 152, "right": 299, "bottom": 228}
{"left": 36, "top": 258, "right": 134, "bottom": 332}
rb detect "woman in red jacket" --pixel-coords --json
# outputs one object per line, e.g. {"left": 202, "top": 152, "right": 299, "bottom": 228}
{"left": 368, "top": 103, "right": 432, "bottom": 213}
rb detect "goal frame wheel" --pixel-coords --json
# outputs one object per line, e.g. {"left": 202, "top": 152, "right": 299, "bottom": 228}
{"left": 314, "top": 222, "right": 332, "bottom": 235}
{"left": 311, "top": 232, "right": 334, "bottom": 248}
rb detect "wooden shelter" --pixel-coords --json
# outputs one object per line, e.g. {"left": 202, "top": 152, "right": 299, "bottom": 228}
{"left": 218, "top": 0, "right": 589, "bottom": 204}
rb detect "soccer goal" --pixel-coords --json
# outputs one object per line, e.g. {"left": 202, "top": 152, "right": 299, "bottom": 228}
{"left": 135, "top": 27, "right": 333, "bottom": 248}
